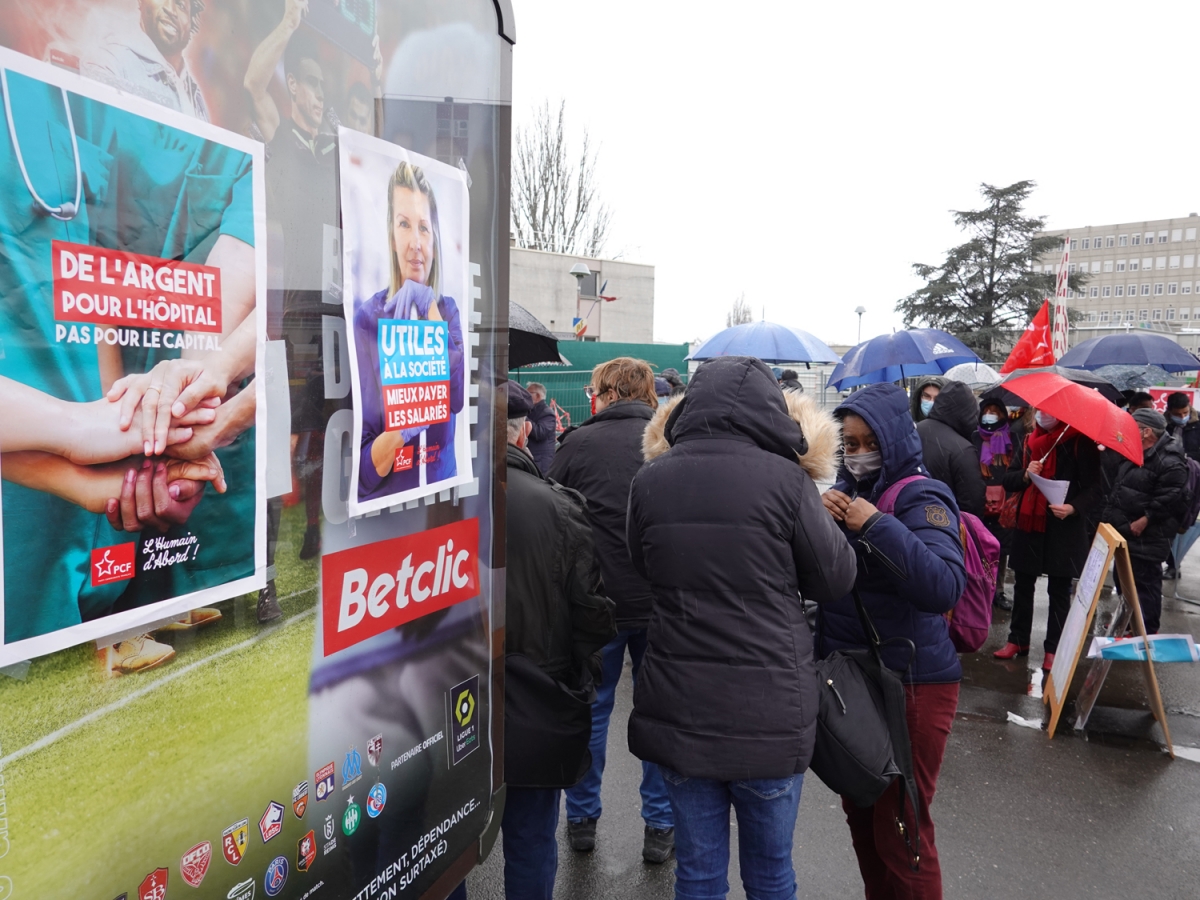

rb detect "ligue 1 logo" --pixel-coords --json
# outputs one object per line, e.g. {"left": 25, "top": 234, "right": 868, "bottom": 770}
{"left": 138, "top": 868, "right": 168, "bottom": 900}
{"left": 314, "top": 761, "right": 335, "bottom": 801}
{"left": 366, "top": 782, "right": 387, "bottom": 819}
{"left": 264, "top": 856, "right": 288, "bottom": 897}
{"left": 179, "top": 841, "right": 212, "bottom": 887}
{"left": 342, "top": 746, "right": 362, "bottom": 789}
{"left": 222, "top": 818, "right": 249, "bottom": 865}
{"left": 259, "top": 801, "right": 285, "bottom": 843}
{"left": 292, "top": 780, "right": 309, "bottom": 818}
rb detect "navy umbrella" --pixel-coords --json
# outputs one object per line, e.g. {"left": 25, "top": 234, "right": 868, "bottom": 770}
{"left": 1057, "top": 333, "right": 1200, "bottom": 373}
{"left": 827, "top": 329, "right": 980, "bottom": 391}
{"left": 690, "top": 320, "right": 841, "bottom": 366}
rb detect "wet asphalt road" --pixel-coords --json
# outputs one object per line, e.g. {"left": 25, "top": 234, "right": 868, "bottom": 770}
{"left": 467, "top": 564, "right": 1200, "bottom": 899}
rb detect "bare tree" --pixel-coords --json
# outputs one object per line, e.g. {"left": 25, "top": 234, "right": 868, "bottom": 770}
{"left": 511, "top": 100, "right": 613, "bottom": 257}
{"left": 726, "top": 293, "right": 753, "bottom": 328}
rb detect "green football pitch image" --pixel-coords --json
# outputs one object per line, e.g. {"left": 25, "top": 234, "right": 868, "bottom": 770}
{"left": 0, "top": 505, "right": 323, "bottom": 899}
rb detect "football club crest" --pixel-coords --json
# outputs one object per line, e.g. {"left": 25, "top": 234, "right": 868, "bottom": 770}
{"left": 292, "top": 781, "right": 309, "bottom": 818}
{"left": 264, "top": 856, "right": 288, "bottom": 897}
{"left": 222, "top": 819, "right": 249, "bottom": 865}
{"left": 297, "top": 830, "right": 317, "bottom": 872}
{"left": 138, "top": 868, "right": 168, "bottom": 900}
{"left": 367, "top": 733, "right": 383, "bottom": 767}
{"left": 366, "top": 782, "right": 387, "bottom": 819}
{"left": 227, "top": 879, "right": 255, "bottom": 900}
{"left": 342, "top": 746, "right": 362, "bottom": 789}
{"left": 314, "top": 762, "right": 335, "bottom": 801}
{"left": 322, "top": 814, "right": 338, "bottom": 855}
{"left": 342, "top": 797, "right": 361, "bottom": 836}
{"left": 259, "top": 801, "right": 285, "bottom": 843}
{"left": 180, "top": 841, "right": 212, "bottom": 887}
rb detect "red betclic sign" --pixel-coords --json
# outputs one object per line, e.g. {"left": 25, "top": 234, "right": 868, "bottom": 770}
{"left": 53, "top": 240, "right": 222, "bottom": 333}
{"left": 321, "top": 519, "right": 480, "bottom": 655}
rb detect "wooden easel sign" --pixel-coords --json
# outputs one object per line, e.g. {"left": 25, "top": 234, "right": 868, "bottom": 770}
{"left": 1043, "top": 523, "right": 1175, "bottom": 758}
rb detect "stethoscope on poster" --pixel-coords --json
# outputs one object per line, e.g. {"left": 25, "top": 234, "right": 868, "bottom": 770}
{"left": 1, "top": 68, "right": 82, "bottom": 221}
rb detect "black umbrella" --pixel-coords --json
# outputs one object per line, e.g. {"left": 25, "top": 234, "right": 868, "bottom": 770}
{"left": 509, "top": 302, "right": 570, "bottom": 368}
{"left": 982, "top": 366, "right": 1123, "bottom": 406}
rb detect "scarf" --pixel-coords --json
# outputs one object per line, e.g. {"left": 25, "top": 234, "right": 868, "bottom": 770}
{"left": 977, "top": 422, "right": 1013, "bottom": 472}
{"left": 1016, "top": 422, "right": 1068, "bottom": 534}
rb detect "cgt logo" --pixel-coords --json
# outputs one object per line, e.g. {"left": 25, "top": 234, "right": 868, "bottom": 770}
{"left": 92, "top": 543, "right": 136, "bottom": 586}
{"left": 321, "top": 519, "right": 479, "bottom": 656}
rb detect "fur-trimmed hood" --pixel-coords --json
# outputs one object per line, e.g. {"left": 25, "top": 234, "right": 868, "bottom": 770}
{"left": 643, "top": 383, "right": 841, "bottom": 482}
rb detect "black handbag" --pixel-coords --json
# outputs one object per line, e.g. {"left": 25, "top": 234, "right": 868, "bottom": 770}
{"left": 503, "top": 652, "right": 596, "bottom": 789}
{"left": 810, "top": 589, "right": 923, "bottom": 871}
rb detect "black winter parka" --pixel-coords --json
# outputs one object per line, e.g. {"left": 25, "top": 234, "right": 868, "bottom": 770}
{"left": 549, "top": 400, "right": 656, "bottom": 630}
{"left": 1101, "top": 433, "right": 1190, "bottom": 561}
{"left": 625, "top": 356, "right": 857, "bottom": 781}
{"left": 505, "top": 444, "right": 615, "bottom": 683}
{"left": 916, "top": 380, "right": 986, "bottom": 517}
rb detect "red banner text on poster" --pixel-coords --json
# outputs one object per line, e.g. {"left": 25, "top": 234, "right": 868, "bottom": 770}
{"left": 321, "top": 518, "right": 480, "bottom": 655}
{"left": 53, "top": 240, "right": 222, "bottom": 333}
{"left": 383, "top": 381, "right": 451, "bottom": 431}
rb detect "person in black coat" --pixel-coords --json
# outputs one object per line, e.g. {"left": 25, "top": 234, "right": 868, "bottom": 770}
{"left": 1101, "top": 408, "right": 1189, "bottom": 633}
{"left": 626, "top": 356, "right": 856, "bottom": 898}
{"left": 523, "top": 382, "right": 559, "bottom": 475}
{"left": 993, "top": 409, "right": 1101, "bottom": 670}
{"left": 549, "top": 358, "right": 676, "bottom": 862}
{"left": 502, "top": 381, "right": 615, "bottom": 900}
{"left": 916, "top": 379, "right": 986, "bottom": 517}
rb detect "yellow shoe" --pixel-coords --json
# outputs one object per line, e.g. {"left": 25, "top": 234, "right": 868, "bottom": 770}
{"left": 156, "top": 607, "right": 223, "bottom": 632}
{"left": 109, "top": 635, "right": 176, "bottom": 675}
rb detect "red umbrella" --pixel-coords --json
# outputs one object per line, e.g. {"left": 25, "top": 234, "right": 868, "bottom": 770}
{"left": 1001, "top": 372, "right": 1143, "bottom": 466}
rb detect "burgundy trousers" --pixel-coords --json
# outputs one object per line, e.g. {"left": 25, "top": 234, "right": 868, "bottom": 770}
{"left": 842, "top": 681, "right": 960, "bottom": 900}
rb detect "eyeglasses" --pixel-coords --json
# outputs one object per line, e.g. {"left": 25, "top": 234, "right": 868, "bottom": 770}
{"left": 584, "top": 385, "right": 598, "bottom": 399}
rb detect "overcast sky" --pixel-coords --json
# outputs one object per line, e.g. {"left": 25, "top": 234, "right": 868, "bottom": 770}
{"left": 510, "top": 0, "right": 1200, "bottom": 347}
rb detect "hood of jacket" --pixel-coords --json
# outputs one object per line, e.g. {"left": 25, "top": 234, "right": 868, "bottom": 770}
{"left": 926, "top": 380, "right": 979, "bottom": 441}
{"left": 909, "top": 375, "right": 948, "bottom": 422}
{"left": 836, "top": 383, "right": 925, "bottom": 500}
{"left": 656, "top": 356, "right": 806, "bottom": 462}
{"left": 643, "top": 368, "right": 841, "bottom": 482}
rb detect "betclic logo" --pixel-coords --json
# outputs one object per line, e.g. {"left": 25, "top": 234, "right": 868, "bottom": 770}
{"left": 321, "top": 519, "right": 479, "bottom": 655}
{"left": 92, "top": 543, "right": 136, "bottom": 586}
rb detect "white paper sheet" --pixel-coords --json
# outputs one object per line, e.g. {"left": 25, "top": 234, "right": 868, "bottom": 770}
{"left": 1029, "top": 472, "right": 1070, "bottom": 507}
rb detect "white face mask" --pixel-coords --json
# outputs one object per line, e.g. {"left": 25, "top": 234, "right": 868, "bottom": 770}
{"left": 981, "top": 413, "right": 1001, "bottom": 427}
{"left": 1035, "top": 411, "right": 1059, "bottom": 430}
{"left": 844, "top": 450, "right": 883, "bottom": 480}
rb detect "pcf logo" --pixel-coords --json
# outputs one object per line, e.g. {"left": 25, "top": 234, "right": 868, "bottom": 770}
{"left": 92, "top": 543, "right": 136, "bottom": 586}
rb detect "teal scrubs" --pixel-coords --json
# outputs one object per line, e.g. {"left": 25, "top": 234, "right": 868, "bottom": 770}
{"left": 0, "top": 69, "right": 256, "bottom": 643}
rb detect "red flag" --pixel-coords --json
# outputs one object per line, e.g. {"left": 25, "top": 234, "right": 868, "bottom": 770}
{"left": 1000, "top": 300, "right": 1055, "bottom": 374}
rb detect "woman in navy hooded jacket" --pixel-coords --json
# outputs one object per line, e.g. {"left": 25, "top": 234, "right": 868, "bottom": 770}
{"left": 354, "top": 161, "right": 465, "bottom": 503}
{"left": 820, "top": 383, "right": 966, "bottom": 900}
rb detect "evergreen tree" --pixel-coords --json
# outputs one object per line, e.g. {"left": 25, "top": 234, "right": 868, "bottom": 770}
{"left": 896, "top": 181, "right": 1086, "bottom": 357}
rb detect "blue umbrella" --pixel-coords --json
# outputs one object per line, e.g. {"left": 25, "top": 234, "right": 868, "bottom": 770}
{"left": 827, "top": 329, "right": 981, "bottom": 390}
{"left": 1057, "top": 333, "right": 1200, "bottom": 373}
{"left": 689, "top": 320, "right": 841, "bottom": 366}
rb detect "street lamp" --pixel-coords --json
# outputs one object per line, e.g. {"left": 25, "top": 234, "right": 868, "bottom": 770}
{"left": 570, "top": 263, "right": 592, "bottom": 340}
{"left": 854, "top": 306, "right": 867, "bottom": 343}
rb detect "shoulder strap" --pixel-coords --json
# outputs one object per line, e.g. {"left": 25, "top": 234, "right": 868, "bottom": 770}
{"left": 877, "top": 474, "right": 927, "bottom": 516}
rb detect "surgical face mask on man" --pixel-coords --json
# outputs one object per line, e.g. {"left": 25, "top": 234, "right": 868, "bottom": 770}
{"left": 920, "top": 399, "right": 934, "bottom": 417}
{"left": 1034, "top": 411, "right": 1059, "bottom": 431}
{"left": 843, "top": 450, "right": 883, "bottom": 480}
{"left": 1171, "top": 412, "right": 1189, "bottom": 426}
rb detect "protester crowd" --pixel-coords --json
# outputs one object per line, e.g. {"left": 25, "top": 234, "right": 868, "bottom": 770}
{"left": 482, "top": 358, "right": 1199, "bottom": 900}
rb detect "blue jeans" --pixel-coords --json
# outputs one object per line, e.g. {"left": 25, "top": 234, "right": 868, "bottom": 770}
{"left": 502, "top": 787, "right": 560, "bottom": 900}
{"left": 565, "top": 628, "right": 673, "bottom": 829}
{"left": 660, "top": 767, "right": 803, "bottom": 900}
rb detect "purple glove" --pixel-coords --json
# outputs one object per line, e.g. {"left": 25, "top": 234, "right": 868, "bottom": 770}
{"left": 388, "top": 280, "right": 437, "bottom": 320}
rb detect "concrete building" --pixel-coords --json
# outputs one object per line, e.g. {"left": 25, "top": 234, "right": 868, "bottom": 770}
{"left": 1038, "top": 214, "right": 1200, "bottom": 354}
{"left": 509, "top": 243, "right": 654, "bottom": 343}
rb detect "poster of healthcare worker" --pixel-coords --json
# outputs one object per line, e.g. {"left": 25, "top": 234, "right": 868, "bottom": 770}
{"left": 0, "top": 46, "right": 266, "bottom": 665}
{"left": 339, "top": 127, "right": 473, "bottom": 517}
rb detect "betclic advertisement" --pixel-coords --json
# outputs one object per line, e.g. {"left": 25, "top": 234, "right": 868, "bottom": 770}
{"left": 0, "top": 44, "right": 268, "bottom": 667}
{"left": 339, "top": 128, "right": 473, "bottom": 516}
{"left": 0, "top": 2, "right": 510, "bottom": 899}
